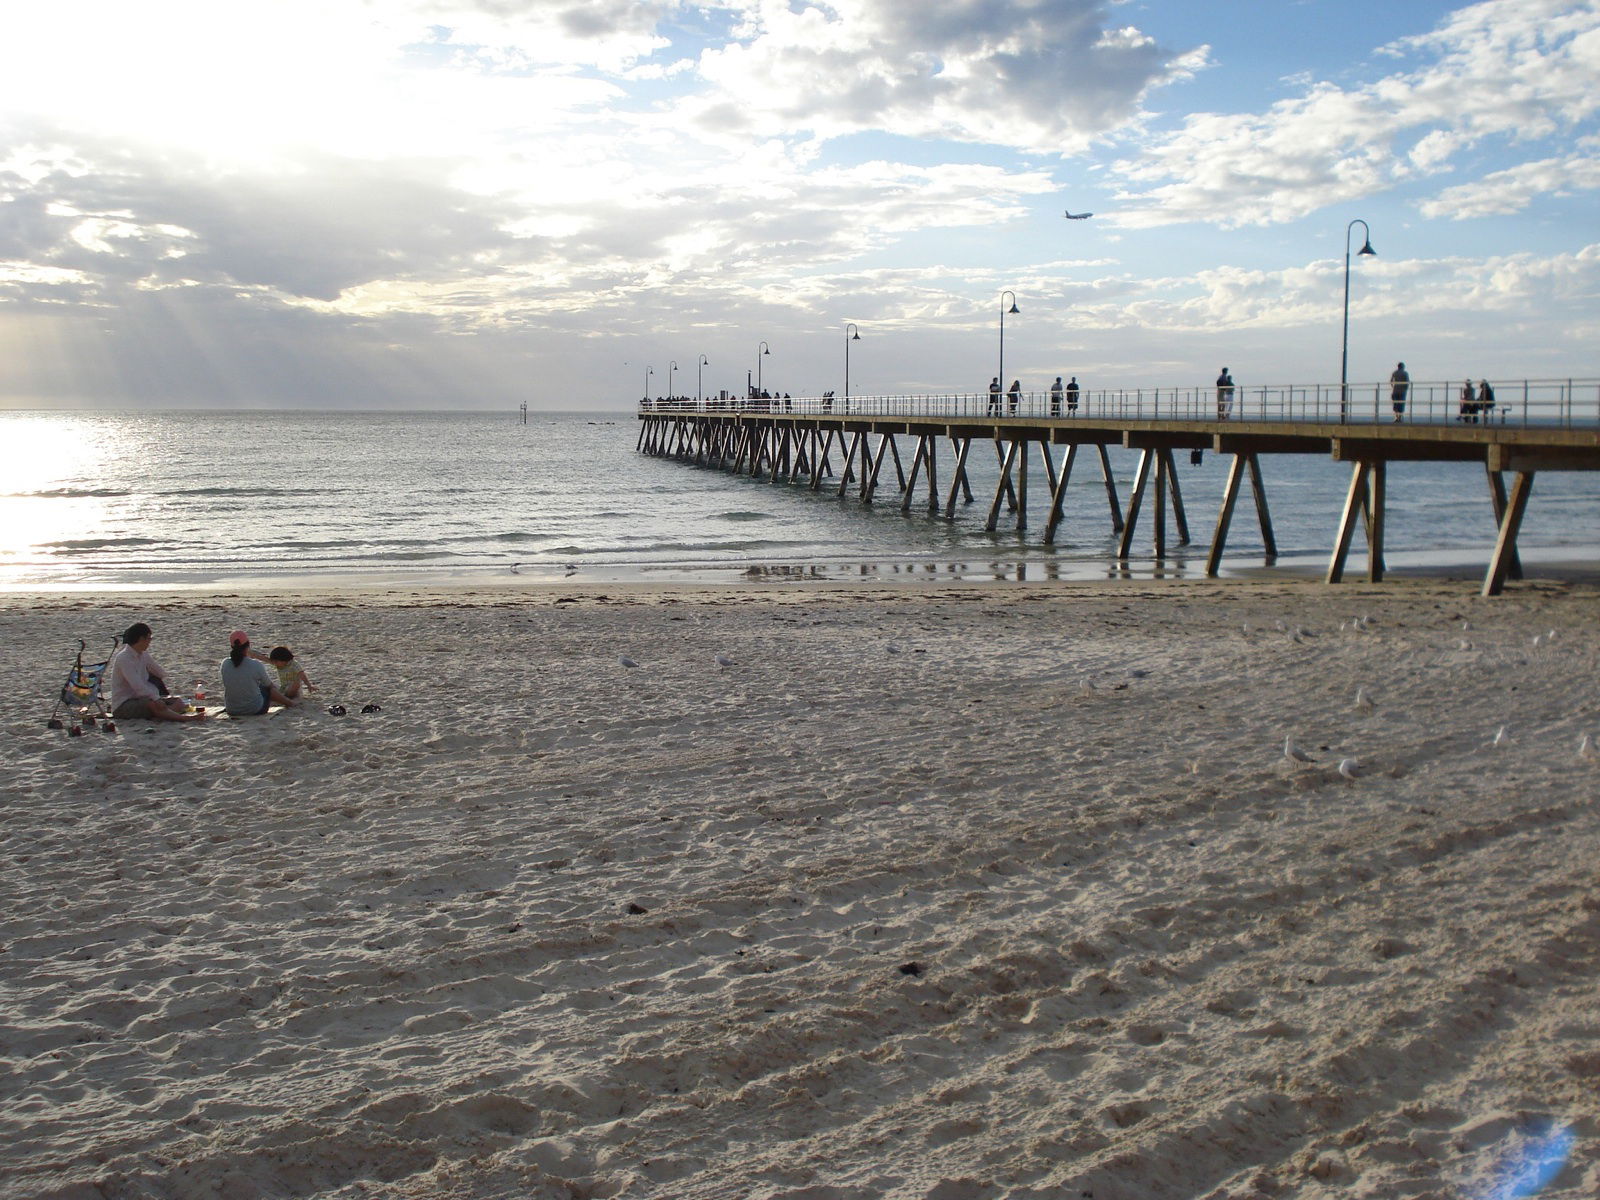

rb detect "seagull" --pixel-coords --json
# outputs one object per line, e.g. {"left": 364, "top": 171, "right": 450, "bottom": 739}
{"left": 1532, "top": 634, "right": 1543, "bottom": 649}
{"left": 1458, "top": 639, "right": 1473, "bottom": 651}
{"left": 1063, "top": 210, "right": 1094, "bottom": 220}
{"left": 887, "top": 644, "right": 901, "bottom": 654}
{"left": 1337, "top": 758, "right": 1361, "bottom": 780}
{"left": 1580, "top": 734, "right": 1596, "bottom": 760}
{"left": 1355, "top": 687, "right": 1374, "bottom": 714}
{"left": 714, "top": 653, "right": 734, "bottom": 667}
{"left": 619, "top": 655, "right": 639, "bottom": 668}
{"left": 1492, "top": 725, "right": 1509, "bottom": 746}
{"left": 1284, "top": 736, "right": 1317, "bottom": 764}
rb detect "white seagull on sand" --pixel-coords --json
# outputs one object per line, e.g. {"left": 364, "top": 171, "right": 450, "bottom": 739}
{"left": 714, "top": 653, "right": 734, "bottom": 668}
{"left": 1355, "top": 687, "right": 1374, "bottom": 714}
{"left": 1284, "top": 736, "right": 1317, "bottom": 764}
{"left": 1337, "top": 758, "right": 1361, "bottom": 780}
{"left": 1580, "top": 733, "right": 1596, "bottom": 760}
{"left": 1493, "top": 725, "right": 1509, "bottom": 746}
{"left": 619, "top": 655, "right": 639, "bottom": 668}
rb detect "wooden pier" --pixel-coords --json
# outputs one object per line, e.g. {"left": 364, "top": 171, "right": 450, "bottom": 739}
{"left": 636, "top": 382, "right": 1600, "bottom": 596}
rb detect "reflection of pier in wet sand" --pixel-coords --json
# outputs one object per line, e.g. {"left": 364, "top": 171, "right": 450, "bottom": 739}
{"left": 637, "top": 386, "right": 1600, "bottom": 596}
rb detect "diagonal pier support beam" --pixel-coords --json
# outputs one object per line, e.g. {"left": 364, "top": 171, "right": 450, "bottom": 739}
{"left": 1485, "top": 466, "right": 1524, "bottom": 581}
{"left": 1116, "top": 450, "right": 1154, "bottom": 560}
{"left": 1484, "top": 471, "right": 1535, "bottom": 597}
{"left": 1043, "top": 445, "right": 1079, "bottom": 545}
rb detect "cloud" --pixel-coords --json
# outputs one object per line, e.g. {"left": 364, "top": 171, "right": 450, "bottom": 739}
{"left": 689, "top": 0, "right": 1203, "bottom": 153}
{"left": 1419, "top": 145, "right": 1600, "bottom": 216}
{"left": 1108, "top": 0, "right": 1600, "bottom": 228}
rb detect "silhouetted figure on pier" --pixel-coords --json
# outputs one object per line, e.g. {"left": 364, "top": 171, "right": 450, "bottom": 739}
{"left": 1216, "top": 368, "right": 1235, "bottom": 419}
{"left": 1390, "top": 362, "right": 1409, "bottom": 422}
{"left": 1478, "top": 379, "right": 1495, "bottom": 423}
{"left": 1007, "top": 379, "right": 1021, "bottom": 414}
{"left": 988, "top": 378, "right": 1001, "bottom": 416}
{"left": 1066, "top": 376, "right": 1080, "bottom": 414}
{"left": 1050, "top": 376, "right": 1063, "bottom": 416}
{"left": 1459, "top": 380, "right": 1477, "bottom": 423}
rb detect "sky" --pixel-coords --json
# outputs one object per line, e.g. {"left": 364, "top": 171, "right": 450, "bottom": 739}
{"left": 0, "top": 0, "right": 1597, "bottom": 411}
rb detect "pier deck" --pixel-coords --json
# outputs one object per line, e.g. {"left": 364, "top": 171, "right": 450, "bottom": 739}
{"left": 636, "top": 382, "right": 1600, "bottom": 596}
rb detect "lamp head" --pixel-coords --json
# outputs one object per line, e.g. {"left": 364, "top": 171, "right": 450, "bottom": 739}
{"left": 1008, "top": 301, "right": 1020, "bottom": 314}
{"left": 851, "top": 330, "right": 861, "bottom": 341}
{"left": 1358, "top": 239, "right": 1376, "bottom": 257}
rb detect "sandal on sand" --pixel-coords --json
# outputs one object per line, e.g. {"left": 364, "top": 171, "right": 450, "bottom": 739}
{"left": 327, "top": 704, "right": 347, "bottom": 716}
{"left": 360, "top": 703, "right": 382, "bottom": 714}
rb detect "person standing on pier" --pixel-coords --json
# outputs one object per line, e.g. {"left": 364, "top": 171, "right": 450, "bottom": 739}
{"left": 1390, "top": 362, "right": 1410, "bottom": 421}
{"left": 1050, "top": 376, "right": 1064, "bottom": 416}
{"left": 1478, "top": 379, "right": 1495, "bottom": 423}
{"left": 988, "top": 378, "right": 1002, "bottom": 415}
{"left": 1066, "top": 376, "right": 1080, "bottom": 414}
{"left": 1459, "top": 379, "right": 1477, "bottom": 423}
{"left": 1007, "top": 379, "right": 1021, "bottom": 414}
{"left": 1216, "top": 368, "right": 1235, "bottom": 419}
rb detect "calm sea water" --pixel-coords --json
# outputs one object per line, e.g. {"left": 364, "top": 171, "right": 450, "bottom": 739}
{"left": 2, "top": 409, "right": 1597, "bottom": 588}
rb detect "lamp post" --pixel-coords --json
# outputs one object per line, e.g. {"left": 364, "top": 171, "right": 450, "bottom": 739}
{"left": 998, "top": 290, "right": 1019, "bottom": 403}
{"left": 1340, "top": 219, "right": 1376, "bottom": 421}
{"left": 697, "top": 354, "right": 710, "bottom": 403}
{"left": 756, "top": 341, "right": 770, "bottom": 396}
{"left": 844, "top": 323, "right": 861, "bottom": 405}
{"left": 668, "top": 360, "right": 677, "bottom": 400}
{"left": 643, "top": 365, "right": 653, "bottom": 404}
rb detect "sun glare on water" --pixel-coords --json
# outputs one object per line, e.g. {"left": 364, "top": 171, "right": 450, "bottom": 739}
{"left": 0, "top": 415, "right": 109, "bottom": 569}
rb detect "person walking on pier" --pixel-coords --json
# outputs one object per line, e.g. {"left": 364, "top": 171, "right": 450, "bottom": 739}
{"left": 1215, "top": 368, "right": 1235, "bottom": 419}
{"left": 1007, "top": 379, "right": 1021, "bottom": 415}
{"left": 988, "top": 377, "right": 1002, "bottom": 416}
{"left": 1390, "top": 362, "right": 1409, "bottom": 422}
{"left": 1066, "top": 376, "right": 1080, "bottom": 414}
{"left": 1050, "top": 376, "right": 1064, "bottom": 416}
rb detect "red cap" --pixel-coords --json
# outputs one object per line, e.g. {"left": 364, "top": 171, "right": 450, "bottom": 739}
{"left": 230, "top": 630, "right": 249, "bottom": 647}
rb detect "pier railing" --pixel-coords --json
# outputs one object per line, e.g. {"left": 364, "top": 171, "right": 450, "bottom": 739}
{"left": 640, "top": 378, "right": 1600, "bottom": 428}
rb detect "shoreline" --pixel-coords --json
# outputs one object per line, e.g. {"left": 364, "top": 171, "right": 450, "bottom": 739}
{"left": 3, "top": 540, "right": 1599, "bottom": 597}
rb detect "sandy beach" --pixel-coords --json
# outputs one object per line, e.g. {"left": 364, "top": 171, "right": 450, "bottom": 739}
{"left": 3, "top": 577, "right": 1598, "bottom": 1200}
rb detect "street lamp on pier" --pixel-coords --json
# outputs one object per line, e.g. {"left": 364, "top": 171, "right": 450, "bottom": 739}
{"left": 844, "top": 323, "right": 861, "bottom": 404}
{"left": 643, "top": 365, "right": 653, "bottom": 403}
{"left": 998, "top": 290, "right": 1019, "bottom": 404}
{"left": 668, "top": 360, "right": 677, "bottom": 400}
{"left": 1340, "top": 219, "right": 1376, "bottom": 421}
{"left": 756, "top": 341, "right": 770, "bottom": 396}
{"left": 697, "top": 354, "right": 710, "bottom": 403}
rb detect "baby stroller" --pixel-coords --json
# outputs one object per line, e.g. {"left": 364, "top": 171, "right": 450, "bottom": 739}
{"left": 47, "top": 639, "right": 119, "bottom": 735}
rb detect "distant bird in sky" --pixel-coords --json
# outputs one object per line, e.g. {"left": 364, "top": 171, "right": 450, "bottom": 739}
{"left": 1284, "top": 736, "right": 1316, "bottom": 764}
{"left": 1063, "top": 210, "right": 1093, "bottom": 220}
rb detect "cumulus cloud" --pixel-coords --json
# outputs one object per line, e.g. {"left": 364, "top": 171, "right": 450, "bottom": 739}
{"left": 1419, "top": 145, "right": 1600, "bottom": 216}
{"left": 690, "top": 0, "right": 1202, "bottom": 152}
{"left": 1109, "top": 0, "right": 1600, "bottom": 228}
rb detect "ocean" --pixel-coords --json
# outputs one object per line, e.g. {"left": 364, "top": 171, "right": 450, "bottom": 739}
{"left": 2, "top": 408, "right": 1597, "bottom": 589}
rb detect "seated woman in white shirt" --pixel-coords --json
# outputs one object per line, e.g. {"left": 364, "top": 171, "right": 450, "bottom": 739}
{"left": 109, "top": 623, "right": 206, "bottom": 722}
{"left": 220, "top": 630, "right": 296, "bottom": 716}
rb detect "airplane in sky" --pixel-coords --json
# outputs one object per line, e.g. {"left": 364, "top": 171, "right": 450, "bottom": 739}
{"left": 1064, "top": 210, "right": 1093, "bottom": 220}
